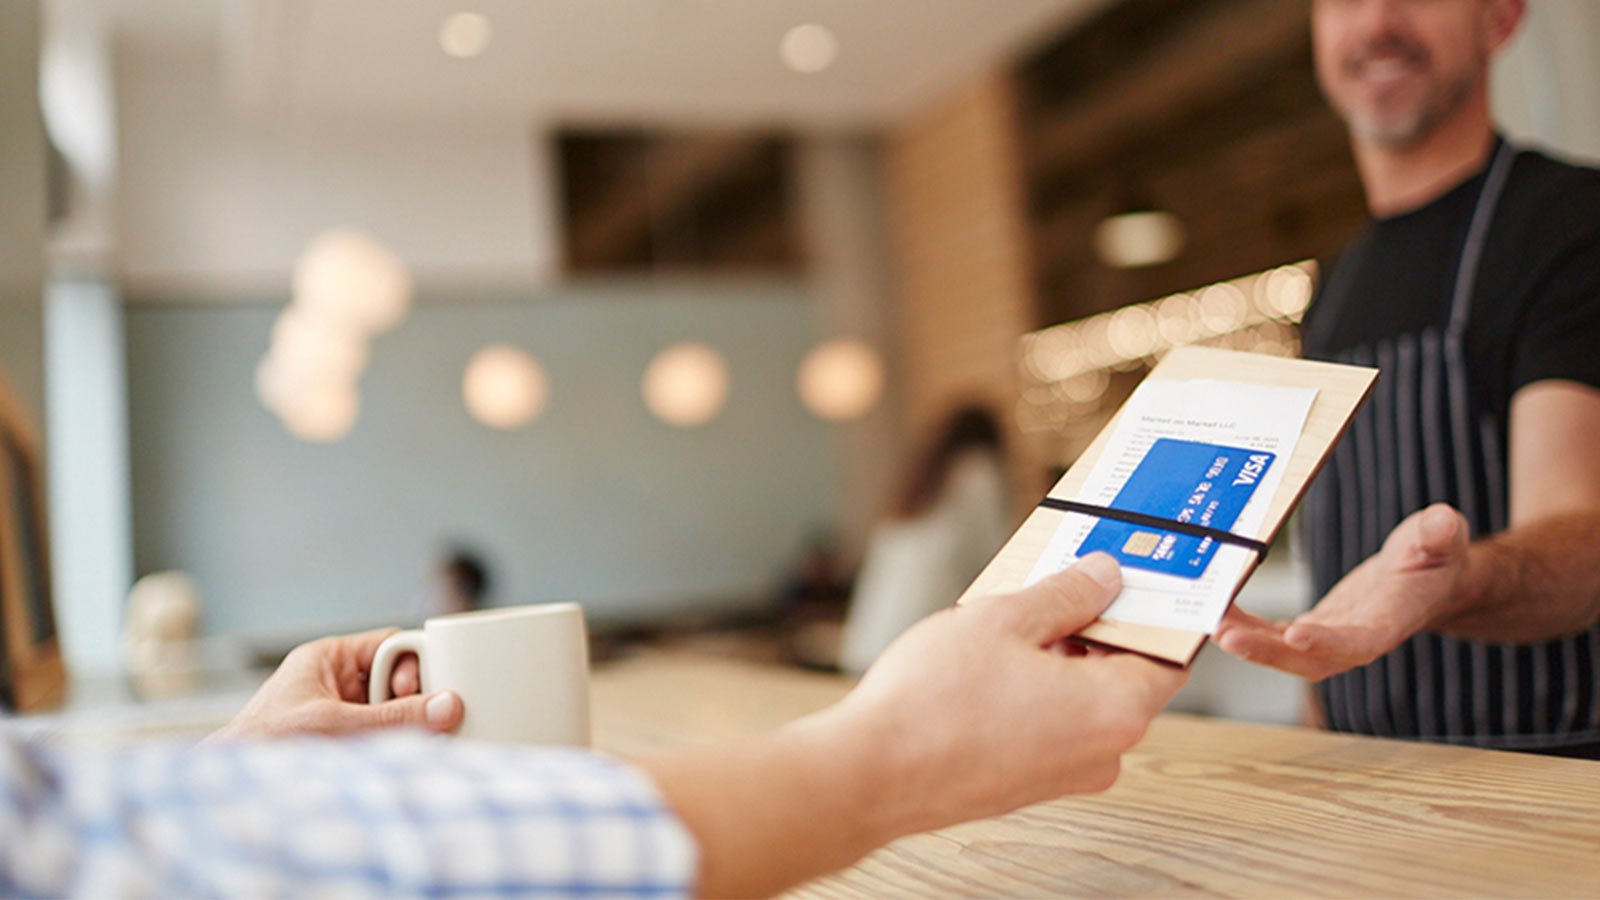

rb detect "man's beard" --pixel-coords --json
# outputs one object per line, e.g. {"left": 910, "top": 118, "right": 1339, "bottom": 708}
{"left": 1346, "top": 70, "right": 1479, "bottom": 148}
{"left": 1333, "top": 35, "right": 1483, "bottom": 149}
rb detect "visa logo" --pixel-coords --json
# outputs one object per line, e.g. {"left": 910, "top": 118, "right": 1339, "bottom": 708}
{"left": 1232, "top": 453, "right": 1273, "bottom": 487}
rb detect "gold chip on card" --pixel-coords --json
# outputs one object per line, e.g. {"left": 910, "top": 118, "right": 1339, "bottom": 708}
{"left": 1122, "top": 531, "right": 1162, "bottom": 557}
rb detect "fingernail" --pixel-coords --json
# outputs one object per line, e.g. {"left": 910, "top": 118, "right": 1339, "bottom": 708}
{"left": 1076, "top": 553, "right": 1122, "bottom": 590}
{"left": 425, "top": 692, "right": 458, "bottom": 726}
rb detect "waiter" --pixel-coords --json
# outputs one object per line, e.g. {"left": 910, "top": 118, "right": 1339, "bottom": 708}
{"left": 1215, "top": 0, "right": 1600, "bottom": 757}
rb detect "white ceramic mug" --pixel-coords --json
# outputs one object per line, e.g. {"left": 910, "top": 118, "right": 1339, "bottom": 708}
{"left": 368, "top": 602, "right": 590, "bottom": 746}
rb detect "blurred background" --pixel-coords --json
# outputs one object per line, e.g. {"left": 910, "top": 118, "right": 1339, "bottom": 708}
{"left": 2, "top": 0, "right": 1598, "bottom": 724}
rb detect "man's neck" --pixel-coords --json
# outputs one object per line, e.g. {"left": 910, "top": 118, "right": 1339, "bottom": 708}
{"left": 1352, "top": 100, "right": 1497, "bottom": 218}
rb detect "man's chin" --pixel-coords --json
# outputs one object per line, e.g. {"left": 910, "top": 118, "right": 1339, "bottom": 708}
{"left": 1342, "top": 105, "right": 1437, "bottom": 149}
{"left": 1337, "top": 73, "right": 1480, "bottom": 150}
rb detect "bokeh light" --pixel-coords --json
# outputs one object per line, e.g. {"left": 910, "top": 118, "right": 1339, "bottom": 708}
{"left": 277, "top": 379, "right": 360, "bottom": 443}
{"left": 1092, "top": 210, "right": 1186, "bottom": 269}
{"left": 439, "top": 12, "right": 493, "bottom": 59}
{"left": 642, "top": 343, "right": 730, "bottom": 428}
{"left": 463, "top": 344, "right": 549, "bottom": 430}
{"left": 780, "top": 24, "right": 839, "bottom": 74}
{"left": 797, "top": 339, "right": 885, "bottom": 422}
{"left": 293, "top": 228, "right": 413, "bottom": 336}
{"left": 269, "top": 307, "right": 368, "bottom": 382}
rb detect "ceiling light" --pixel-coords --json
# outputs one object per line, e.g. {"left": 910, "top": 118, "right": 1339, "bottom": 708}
{"left": 269, "top": 307, "right": 369, "bottom": 382}
{"left": 292, "top": 228, "right": 413, "bottom": 335}
{"left": 642, "top": 343, "right": 729, "bottom": 428}
{"left": 780, "top": 24, "right": 839, "bottom": 74}
{"left": 254, "top": 350, "right": 358, "bottom": 417}
{"left": 278, "top": 381, "right": 360, "bottom": 443}
{"left": 463, "top": 344, "right": 549, "bottom": 430}
{"left": 439, "top": 12, "right": 492, "bottom": 59}
{"left": 1092, "top": 210, "right": 1186, "bottom": 269}
{"left": 797, "top": 339, "right": 884, "bottom": 422}
{"left": 253, "top": 354, "right": 301, "bottom": 417}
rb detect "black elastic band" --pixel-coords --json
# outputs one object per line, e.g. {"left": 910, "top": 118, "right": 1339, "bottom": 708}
{"left": 1037, "top": 497, "right": 1270, "bottom": 557}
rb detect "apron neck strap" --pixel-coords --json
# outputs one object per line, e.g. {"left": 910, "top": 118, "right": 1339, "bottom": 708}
{"left": 1447, "top": 139, "right": 1517, "bottom": 335}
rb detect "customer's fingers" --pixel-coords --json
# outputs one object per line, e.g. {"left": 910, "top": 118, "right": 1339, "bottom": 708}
{"left": 1092, "top": 652, "right": 1190, "bottom": 717}
{"left": 390, "top": 656, "right": 422, "bottom": 697}
{"left": 342, "top": 627, "right": 402, "bottom": 669}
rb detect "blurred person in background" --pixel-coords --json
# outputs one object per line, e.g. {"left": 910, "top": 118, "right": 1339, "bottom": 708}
{"left": 838, "top": 405, "right": 1013, "bottom": 675}
{"left": 1215, "top": 0, "right": 1600, "bottom": 757}
{"left": 418, "top": 546, "right": 492, "bottom": 618}
{"left": 2, "top": 554, "right": 1187, "bottom": 897}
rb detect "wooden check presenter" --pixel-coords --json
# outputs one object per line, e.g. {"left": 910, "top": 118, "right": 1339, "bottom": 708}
{"left": 961, "top": 346, "right": 1378, "bottom": 665}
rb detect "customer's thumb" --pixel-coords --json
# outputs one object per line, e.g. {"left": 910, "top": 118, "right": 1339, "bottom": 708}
{"left": 998, "top": 553, "right": 1123, "bottom": 644}
{"left": 359, "top": 690, "right": 463, "bottom": 733}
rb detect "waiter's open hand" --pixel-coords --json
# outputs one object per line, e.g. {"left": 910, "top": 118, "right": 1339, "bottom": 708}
{"left": 1214, "top": 503, "right": 1470, "bottom": 681}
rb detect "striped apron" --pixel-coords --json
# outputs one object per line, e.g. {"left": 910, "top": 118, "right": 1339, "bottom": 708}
{"left": 1303, "top": 142, "right": 1600, "bottom": 749}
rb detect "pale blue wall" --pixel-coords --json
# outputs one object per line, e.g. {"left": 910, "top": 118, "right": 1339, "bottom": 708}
{"left": 126, "top": 282, "right": 842, "bottom": 637}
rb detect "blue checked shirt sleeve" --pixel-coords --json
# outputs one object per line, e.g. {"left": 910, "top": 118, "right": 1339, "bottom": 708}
{"left": 0, "top": 730, "right": 697, "bottom": 897}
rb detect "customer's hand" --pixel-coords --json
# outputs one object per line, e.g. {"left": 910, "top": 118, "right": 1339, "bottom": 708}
{"left": 834, "top": 552, "right": 1189, "bottom": 834}
{"left": 210, "top": 627, "right": 462, "bottom": 741}
{"left": 645, "top": 553, "right": 1190, "bottom": 898}
{"left": 1214, "top": 502, "right": 1470, "bottom": 681}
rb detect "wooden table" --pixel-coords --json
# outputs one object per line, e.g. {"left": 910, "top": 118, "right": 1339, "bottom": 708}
{"left": 591, "top": 652, "right": 1600, "bottom": 898}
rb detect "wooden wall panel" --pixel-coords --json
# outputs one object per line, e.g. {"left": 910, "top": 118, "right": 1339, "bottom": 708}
{"left": 882, "top": 73, "right": 1045, "bottom": 502}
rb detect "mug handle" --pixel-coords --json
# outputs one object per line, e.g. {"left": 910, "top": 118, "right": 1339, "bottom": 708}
{"left": 368, "top": 629, "right": 426, "bottom": 704}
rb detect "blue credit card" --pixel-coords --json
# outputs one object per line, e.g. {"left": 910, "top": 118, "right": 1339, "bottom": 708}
{"left": 1075, "top": 438, "right": 1274, "bottom": 579}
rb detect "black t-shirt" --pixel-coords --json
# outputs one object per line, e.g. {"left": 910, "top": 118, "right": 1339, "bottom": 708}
{"left": 1303, "top": 145, "right": 1600, "bottom": 417}
{"left": 1299, "top": 141, "right": 1600, "bottom": 751}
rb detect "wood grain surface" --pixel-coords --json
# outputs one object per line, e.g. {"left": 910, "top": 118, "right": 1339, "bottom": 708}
{"left": 592, "top": 652, "right": 1600, "bottom": 898}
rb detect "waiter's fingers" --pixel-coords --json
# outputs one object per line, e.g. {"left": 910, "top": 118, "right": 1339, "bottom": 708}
{"left": 1281, "top": 621, "right": 1389, "bottom": 669}
{"left": 1215, "top": 623, "right": 1330, "bottom": 680}
{"left": 1213, "top": 606, "right": 1289, "bottom": 645}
